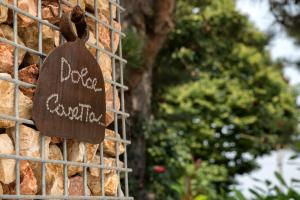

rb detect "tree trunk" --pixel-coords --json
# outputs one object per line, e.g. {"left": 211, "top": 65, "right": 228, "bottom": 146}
{"left": 121, "top": 0, "right": 175, "bottom": 199}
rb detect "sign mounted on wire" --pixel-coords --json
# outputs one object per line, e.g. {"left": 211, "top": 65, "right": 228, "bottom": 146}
{"left": 32, "top": 6, "right": 106, "bottom": 144}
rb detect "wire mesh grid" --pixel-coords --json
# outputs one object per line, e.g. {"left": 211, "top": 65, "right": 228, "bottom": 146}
{"left": 0, "top": 0, "right": 132, "bottom": 199}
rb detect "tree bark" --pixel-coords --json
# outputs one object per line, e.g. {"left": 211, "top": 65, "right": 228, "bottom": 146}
{"left": 121, "top": 0, "right": 175, "bottom": 199}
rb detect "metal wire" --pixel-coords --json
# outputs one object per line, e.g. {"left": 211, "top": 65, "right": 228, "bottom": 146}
{"left": 0, "top": 0, "right": 132, "bottom": 199}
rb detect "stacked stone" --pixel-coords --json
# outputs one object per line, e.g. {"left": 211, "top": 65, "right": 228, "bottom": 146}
{"left": 0, "top": 0, "right": 124, "bottom": 198}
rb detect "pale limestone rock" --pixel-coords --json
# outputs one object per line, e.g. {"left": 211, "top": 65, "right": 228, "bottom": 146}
{"left": 19, "top": 160, "right": 38, "bottom": 195}
{"left": 15, "top": 0, "right": 37, "bottom": 27}
{"left": 0, "top": 25, "right": 26, "bottom": 74}
{"left": 46, "top": 144, "right": 64, "bottom": 198}
{"left": 69, "top": 0, "right": 85, "bottom": 10}
{"left": 1, "top": 182, "right": 14, "bottom": 195}
{"left": 85, "top": 0, "right": 117, "bottom": 19}
{"left": 99, "top": 48, "right": 112, "bottom": 78}
{"left": 87, "top": 14, "right": 120, "bottom": 53}
{"left": 42, "top": 5, "right": 58, "bottom": 24}
{"left": 7, "top": 0, "right": 38, "bottom": 26}
{"left": 112, "top": 21, "right": 121, "bottom": 53}
{"left": 54, "top": 30, "right": 60, "bottom": 47}
{"left": 89, "top": 155, "right": 124, "bottom": 177}
{"left": 0, "top": 134, "right": 15, "bottom": 184}
{"left": 7, "top": 125, "right": 42, "bottom": 158}
{"left": 68, "top": 176, "right": 91, "bottom": 196}
{"left": 47, "top": 177, "right": 64, "bottom": 200}
{"left": 0, "top": 183, "right": 3, "bottom": 195}
{"left": 86, "top": 31, "right": 97, "bottom": 56}
{"left": 103, "top": 129, "right": 125, "bottom": 157}
{"left": 7, "top": 125, "right": 53, "bottom": 194}
{"left": 0, "top": 0, "right": 8, "bottom": 24}
{"left": 88, "top": 170, "right": 119, "bottom": 196}
{"left": 50, "top": 136, "right": 63, "bottom": 144}
{"left": 95, "top": 45, "right": 122, "bottom": 126}
{"left": 89, "top": 155, "right": 101, "bottom": 177}
{"left": 67, "top": 140, "right": 85, "bottom": 177}
{"left": 18, "top": 64, "right": 39, "bottom": 100}
{"left": 0, "top": 73, "right": 33, "bottom": 128}
{"left": 89, "top": 155, "right": 123, "bottom": 178}
{"left": 105, "top": 85, "right": 120, "bottom": 126}
{"left": 32, "top": 144, "right": 64, "bottom": 197}
{"left": 67, "top": 140, "right": 99, "bottom": 176}
{"left": 0, "top": 43, "right": 14, "bottom": 75}
{"left": 18, "top": 21, "right": 55, "bottom": 64}
{"left": 42, "top": 2, "right": 72, "bottom": 24}
{"left": 86, "top": 143, "right": 99, "bottom": 162}
{"left": 47, "top": 144, "right": 64, "bottom": 178}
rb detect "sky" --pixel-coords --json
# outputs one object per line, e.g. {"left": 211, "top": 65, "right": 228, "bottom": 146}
{"left": 235, "top": 0, "right": 300, "bottom": 197}
{"left": 236, "top": 0, "right": 300, "bottom": 85}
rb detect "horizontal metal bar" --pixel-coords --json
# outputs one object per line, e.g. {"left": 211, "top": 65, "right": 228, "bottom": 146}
{"left": 104, "top": 78, "right": 129, "bottom": 90}
{"left": 0, "top": 75, "right": 36, "bottom": 88}
{"left": 0, "top": 107, "right": 129, "bottom": 122}
{"left": 0, "top": 115, "right": 131, "bottom": 144}
{"left": 0, "top": 154, "right": 132, "bottom": 172}
{"left": 106, "top": 108, "right": 130, "bottom": 117}
{"left": 0, "top": 1, "right": 59, "bottom": 30}
{"left": 0, "top": 37, "right": 47, "bottom": 57}
{"left": 106, "top": 136, "right": 131, "bottom": 145}
{"left": 0, "top": 114, "right": 35, "bottom": 125}
{"left": 85, "top": 12, "right": 125, "bottom": 37}
{"left": 87, "top": 42, "right": 127, "bottom": 64}
{"left": 0, "top": 195, "right": 133, "bottom": 200}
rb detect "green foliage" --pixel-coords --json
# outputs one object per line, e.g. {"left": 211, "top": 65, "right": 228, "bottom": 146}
{"left": 171, "top": 161, "right": 227, "bottom": 200}
{"left": 145, "top": 0, "right": 299, "bottom": 198}
{"left": 122, "top": 27, "right": 146, "bottom": 69}
{"left": 231, "top": 171, "right": 300, "bottom": 200}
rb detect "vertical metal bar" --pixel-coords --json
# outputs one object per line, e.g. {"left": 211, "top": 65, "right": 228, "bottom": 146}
{"left": 58, "top": 2, "right": 68, "bottom": 199}
{"left": 116, "top": 0, "right": 129, "bottom": 196}
{"left": 83, "top": 143, "right": 87, "bottom": 200}
{"left": 94, "top": 0, "right": 105, "bottom": 197}
{"left": 63, "top": 139, "right": 68, "bottom": 199}
{"left": 109, "top": 1, "right": 121, "bottom": 197}
{"left": 110, "top": 18, "right": 117, "bottom": 200}
{"left": 12, "top": 0, "right": 21, "bottom": 196}
{"left": 37, "top": 0, "right": 47, "bottom": 197}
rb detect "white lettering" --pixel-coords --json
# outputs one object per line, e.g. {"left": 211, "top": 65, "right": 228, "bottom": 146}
{"left": 61, "top": 57, "right": 71, "bottom": 82}
{"left": 45, "top": 93, "right": 103, "bottom": 125}
{"left": 60, "top": 57, "right": 103, "bottom": 93}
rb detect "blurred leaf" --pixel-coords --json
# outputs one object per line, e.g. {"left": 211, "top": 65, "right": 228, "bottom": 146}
{"left": 275, "top": 172, "right": 287, "bottom": 187}
{"left": 233, "top": 190, "right": 247, "bottom": 200}
{"left": 194, "top": 195, "right": 208, "bottom": 200}
{"left": 289, "top": 154, "right": 299, "bottom": 160}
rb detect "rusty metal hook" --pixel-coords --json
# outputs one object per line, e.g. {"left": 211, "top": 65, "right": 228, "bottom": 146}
{"left": 59, "top": 5, "right": 89, "bottom": 43}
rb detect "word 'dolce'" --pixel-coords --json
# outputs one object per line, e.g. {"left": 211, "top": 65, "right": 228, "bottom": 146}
{"left": 44, "top": 57, "right": 104, "bottom": 126}
{"left": 60, "top": 57, "right": 102, "bottom": 93}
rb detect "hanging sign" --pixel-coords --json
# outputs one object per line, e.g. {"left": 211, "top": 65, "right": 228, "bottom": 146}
{"left": 32, "top": 6, "right": 106, "bottom": 144}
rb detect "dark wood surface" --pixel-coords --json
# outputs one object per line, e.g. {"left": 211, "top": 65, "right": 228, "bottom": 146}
{"left": 33, "top": 39, "right": 106, "bottom": 144}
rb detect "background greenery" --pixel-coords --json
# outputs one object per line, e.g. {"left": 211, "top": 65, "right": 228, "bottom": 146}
{"left": 123, "top": 0, "right": 300, "bottom": 199}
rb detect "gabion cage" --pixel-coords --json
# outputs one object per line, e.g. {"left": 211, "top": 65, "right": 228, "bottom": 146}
{"left": 0, "top": 0, "right": 132, "bottom": 199}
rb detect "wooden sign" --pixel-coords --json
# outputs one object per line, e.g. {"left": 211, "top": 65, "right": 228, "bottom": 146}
{"left": 33, "top": 7, "right": 106, "bottom": 144}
